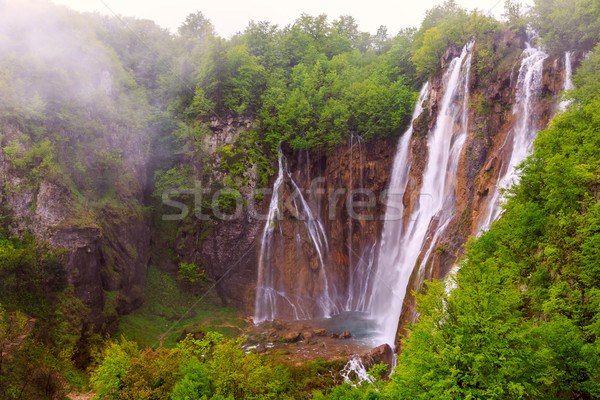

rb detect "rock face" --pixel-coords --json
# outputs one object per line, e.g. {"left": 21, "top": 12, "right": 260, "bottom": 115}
{"left": 0, "top": 120, "right": 150, "bottom": 327}
{"left": 252, "top": 137, "right": 397, "bottom": 319}
{"left": 172, "top": 118, "right": 397, "bottom": 316}
{"left": 284, "top": 331, "right": 302, "bottom": 343}
{"left": 360, "top": 344, "right": 394, "bottom": 375}
{"left": 168, "top": 116, "right": 263, "bottom": 310}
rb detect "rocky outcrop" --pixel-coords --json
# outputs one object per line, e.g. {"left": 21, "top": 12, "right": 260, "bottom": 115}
{"left": 251, "top": 137, "right": 396, "bottom": 318}
{"left": 0, "top": 120, "right": 150, "bottom": 328}
{"left": 360, "top": 344, "right": 394, "bottom": 375}
{"left": 167, "top": 116, "right": 263, "bottom": 310}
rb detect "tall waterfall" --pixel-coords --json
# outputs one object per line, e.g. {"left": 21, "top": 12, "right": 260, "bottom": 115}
{"left": 254, "top": 153, "right": 288, "bottom": 323}
{"left": 254, "top": 152, "right": 337, "bottom": 323}
{"left": 345, "top": 133, "right": 374, "bottom": 312}
{"left": 368, "top": 42, "right": 474, "bottom": 347}
{"left": 558, "top": 51, "right": 574, "bottom": 111}
{"left": 479, "top": 41, "right": 548, "bottom": 230}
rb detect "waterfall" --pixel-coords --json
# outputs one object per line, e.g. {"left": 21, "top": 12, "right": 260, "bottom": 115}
{"left": 254, "top": 151, "right": 337, "bottom": 323}
{"left": 558, "top": 51, "right": 574, "bottom": 111}
{"left": 254, "top": 153, "right": 291, "bottom": 323}
{"left": 416, "top": 43, "right": 474, "bottom": 283}
{"left": 287, "top": 172, "right": 338, "bottom": 317}
{"left": 341, "top": 358, "right": 372, "bottom": 385}
{"left": 345, "top": 133, "right": 370, "bottom": 312}
{"left": 368, "top": 41, "right": 474, "bottom": 347}
{"left": 479, "top": 41, "right": 548, "bottom": 230}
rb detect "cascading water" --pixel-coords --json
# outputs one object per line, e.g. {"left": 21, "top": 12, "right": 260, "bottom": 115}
{"left": 337, "top": 82, "right": 432, "bottom": 381}
{"left": 416, "top": 44, "right": 474, "bottom": 283}
{"left": 341, "top": 358, "right": 372, "bottom": 385}
{"left": 345, "top": 133, "right": 372, "bottom": 312}
{"left": 254, "top": 153, "right": 291, "bottom": 323}
{"left": 288, "top": 173, "right": 338, "bottom": 317}
{"left": 254, "top": 151, "right": 338, "bottom": 323}
{"left": 479, "top": 40, "right": 548, "bottom": 230}
{"left": 344, "top": 241, "right": 376, "bottom": 312}
{"left": 368, "top": 42, "right": 474, "bottom": 347}
{"left": 558, "top": 51, "right": 574, "bottom": 111}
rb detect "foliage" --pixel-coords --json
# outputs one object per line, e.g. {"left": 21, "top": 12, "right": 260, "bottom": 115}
{"left": 0, "top": 230, "right": 90, "bottom": 399}
{"left": 571, "top": 41, "right": 600, "bottom": 106}
{"left": 116, "top": 265, "right": 245, "bottom": 348}
{"left": 0, "top": 305, "right": 28, "bottom": 374}
{"left": 91, "top": 333, "right": 294, "bottom": 399}
{"left": 177, "top": 262, "right": 207, "bottom": 284}
{"left": 0, "top": 231, "right": 68, "bottom": 313}
{"left": 531, "top": 0, "right": 600, "bottom": 55}
{"left": 90, "top": 337, "right": 140, "bottom": 399}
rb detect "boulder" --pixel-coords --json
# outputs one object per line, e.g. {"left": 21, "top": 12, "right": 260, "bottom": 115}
{"left": 340, "top": 331, "right": 352, "bottom": 339}
{"left": 302, "top": 330, "right": 314, "bottom": 340}
{"left": 284, "top": 331, "right": 302, "bottom": 343}
{"left": 360, "top": 344, "right": 394, "bottom": 377}
{"left": 255, "top": 343, "right": 267, "bottom": 353}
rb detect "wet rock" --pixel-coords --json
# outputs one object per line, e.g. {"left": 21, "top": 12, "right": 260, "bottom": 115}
{"left": 249, "top": 137, "right": 396, "bottom": 320}
{"left": 284, "top": 331, "right": 302, "bottom": 343}
{"left": 272, "top": 320, "right": 286, "bottom": 331}
{"left": 340, "top": 331, "right": 352, "bottom": 339}
{"left": 330, "top": 332, "right": 339, "bottom": 339}
{"left": 256, "top": 343, "right": 267, "bottom": 353}
{"left": 314, "top": 328, "right": 328, "bottom": 337}
{"left": 360, "top": 344, "right": 394, "bottom": 376}
{"left": 441, "top": 44, "right": 461, "bottom": 69}
{"left": 302, "top": 330, "right": 314, "bottom": 340}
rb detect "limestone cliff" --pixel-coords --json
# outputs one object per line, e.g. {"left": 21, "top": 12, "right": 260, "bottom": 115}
{"left": 169, "top": 116, "right": 396, "bottom": 315}
{"left": 0, "top": 119, "right": 150, "bottom": 328}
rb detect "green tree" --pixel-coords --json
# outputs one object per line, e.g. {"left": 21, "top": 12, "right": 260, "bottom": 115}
{"left": 532, "top": 0, "right": 600, "bottom": 54}
{"left": 178, "top": 11, "right": 216, "bottom": 41}
{"left": 90, "top": 337, "right": 140, "bottom": 399}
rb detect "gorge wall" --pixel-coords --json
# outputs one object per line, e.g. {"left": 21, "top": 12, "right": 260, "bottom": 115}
{"left": 0, "top": 118, "right": 150, "bottom": 329}
{"left": 171, "top": 118, "right": 397, "bottom": 316}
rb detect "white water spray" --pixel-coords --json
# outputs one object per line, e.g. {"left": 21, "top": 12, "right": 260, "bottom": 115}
{"left": 341, "top": 358, "right": 372, "bottom": 385}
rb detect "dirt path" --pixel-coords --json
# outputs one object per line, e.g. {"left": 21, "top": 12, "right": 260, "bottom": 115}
{"left": 1, "top": 317, "right": 36, "bottom": 358}
{"left": 67, "top": 390, "right": 94, "bottom": 400}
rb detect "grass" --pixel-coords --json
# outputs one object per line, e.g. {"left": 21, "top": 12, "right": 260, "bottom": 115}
{"left": 115, "top": 265, "right": 247, "bottom": 348}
